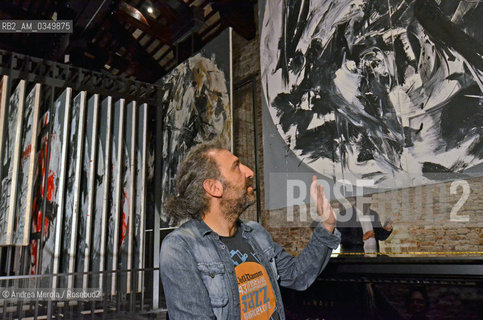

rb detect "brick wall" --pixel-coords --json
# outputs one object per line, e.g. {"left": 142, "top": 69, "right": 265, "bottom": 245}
{"left": 231, "top": 4, "right": 482, "bottom": 256}
{"left": 373, "top": 177, "right": 483, "bottom": 256}
{"left": 259, "top": 176, "right": 483, "bottom": 256}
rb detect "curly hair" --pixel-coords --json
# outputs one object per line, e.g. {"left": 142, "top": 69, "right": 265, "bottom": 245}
{"left": 164, "top": 142, "right": 224, "bottom": 224}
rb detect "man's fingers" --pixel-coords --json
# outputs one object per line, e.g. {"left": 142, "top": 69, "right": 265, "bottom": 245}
{"left": 312, "top": 176, "right": 336, "bottom": 222}
{"left": 317, "top": 185, "right": 324, "bottom": 198}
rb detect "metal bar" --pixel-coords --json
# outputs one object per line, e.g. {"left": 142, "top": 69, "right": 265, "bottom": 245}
{"left": 153, "top": 100, "right": 163, "bottom": 309}
{"left": 17, "top": 246, "right": 30, "bottom": 318}
{"left": 47, "top": 297, "right": 53, "bottom": 320}
{"left": 112, "top": 98, "right": 125, "bottom": 295}
{"left": 83, "top": 94, "right": 100, "bottom": 289}
{"left": 138, "top": 103, "right": 148, "bottom": 294}
{"left": 52, "top": 87, "right": 73, "bottom": 289}
{"left": 68, "top": 91, "right": 87, "bottom": 289}
{"left": 229, "top": 27, "right": 234, "bottom": 153}
{"left": 251, "top": 78, "right": 262, "bottom": 223}
{"left": 0, "top": 267, "right": 158, "bottom": 281}
{"left": 99, "top": 96, "right": 113, "bottom": 290}
{"left": 0, "top": 75, "right": 10, "bottom": 202}
{"left": 127, "top": 101, "right": 136, "bottom": 294}
{"left": 6, "top": 79, "right": 26, "bottom": 245}
{"left": 0, "top": 50, "right": 161, "bottom": 105}
{"left": 23, "top": 83, "right": 41, "bottom": 245}
{"left": 2, "top": 247, "right": 13, "bottom": 320}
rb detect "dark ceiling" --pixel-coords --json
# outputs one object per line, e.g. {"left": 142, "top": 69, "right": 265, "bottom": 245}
{"left": 0, "top": 0, "right": 256, "bottom": 83}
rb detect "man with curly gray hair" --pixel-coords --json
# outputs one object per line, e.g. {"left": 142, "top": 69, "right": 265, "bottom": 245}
{"left": 160, "top": 142, "right": 340, "bottom": 319}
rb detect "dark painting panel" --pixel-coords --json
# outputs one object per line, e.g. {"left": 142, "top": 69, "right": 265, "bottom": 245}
{"left": 106, "top": 98, "right": 122, "bottom": 291}
{"left": 118, "top": 101, "right": 134, "bottom": 292}
{"left": 159, "top": 29, "right": 233, "bottom": 227}
{"left": 29, "top": 109, "right": 50, "bottom": 276}
{"left": 260, "top": 0, "right": 483, "bottom": 196}
{"left": 60, "top": 92, "right": 81, "bottom": 287}
{"left": 13, "top": 85, "right": 36, "bottom": 245}
{"left": 91, "top": 97, "right": 109, "bottom": 283}
{"left": 40, "top": 88, "right": 68, "bottom": 277}
{"left": 134, "top": 103, "right": 148, "bottom": 291}
{"left": 75, "top": 94, "right": 95, "bottom": 286}
{"left": 0, "top": 81, "right": 21, "bottom": 244}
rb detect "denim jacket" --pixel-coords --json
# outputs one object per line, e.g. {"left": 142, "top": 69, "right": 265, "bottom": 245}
{"left": 160, "top": 219, "right": 341, "bottom": 319}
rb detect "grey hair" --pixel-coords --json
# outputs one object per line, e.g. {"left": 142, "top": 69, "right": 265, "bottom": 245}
{"left": 164, "top": 142, "right": 224, "bottom": 224}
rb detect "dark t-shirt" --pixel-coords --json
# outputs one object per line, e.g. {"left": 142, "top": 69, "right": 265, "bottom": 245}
{"left": 221, "top": 227, "right": 280, "bottom": 320}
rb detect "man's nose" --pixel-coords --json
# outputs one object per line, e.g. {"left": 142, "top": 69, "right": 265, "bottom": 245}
{"left": 241, "top": 163, "right": 254, "bottom": 178}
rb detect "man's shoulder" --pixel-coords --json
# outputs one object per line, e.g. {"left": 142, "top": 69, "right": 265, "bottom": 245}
{"left": 241, "top": 220, "right": 273, "bottom": 242}
{"left": 163, "top": 219, "right": 203, "bottom": 243}
{"left": 242, "top": 220, "right": 265, "bottom": 232}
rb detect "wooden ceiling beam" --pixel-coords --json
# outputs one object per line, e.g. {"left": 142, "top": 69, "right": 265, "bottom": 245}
{"left": 115, "top": 1, "right": 174, "bottom": 44}
{"left": 72, "top": 0, "right": 116, "bottom": 32}
{"left": 105, "top": 17, "right": 166, "bottom": 82}
{"left": 210, "top": 0, "right": 255, "bottom": 40}
{"left": 152, "top": 0, "right": 184, "bottom": 25}
{"left": 0, "top": 0, "right": 46, "bottom": 20}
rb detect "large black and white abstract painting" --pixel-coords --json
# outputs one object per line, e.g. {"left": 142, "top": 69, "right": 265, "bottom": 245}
{"left": 260, "top": 0, "right": 482, "bottom": 198}
{"left": 159, "top": 29, "right": 232, "bottom": 227}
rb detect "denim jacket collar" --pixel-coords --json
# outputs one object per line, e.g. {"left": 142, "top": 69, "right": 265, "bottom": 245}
{"left": 196, "top": 218, "right": 253, "bottom": 237}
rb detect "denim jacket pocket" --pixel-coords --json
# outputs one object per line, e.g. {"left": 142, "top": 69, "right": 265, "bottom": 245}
{"left": 197, "top": 262, "right": 229, "bottom": 317}
{"left": 263, "top": 246, "right": 280, "bottom": 281}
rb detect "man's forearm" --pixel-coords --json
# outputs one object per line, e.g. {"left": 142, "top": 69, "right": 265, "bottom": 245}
{"left": 275, "top": 225, "right": 340, "bottom": 290}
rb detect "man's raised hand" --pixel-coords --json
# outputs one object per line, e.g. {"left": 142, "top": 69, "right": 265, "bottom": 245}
{"left": 310, "top": 175, "right": 336, "bottom": 233}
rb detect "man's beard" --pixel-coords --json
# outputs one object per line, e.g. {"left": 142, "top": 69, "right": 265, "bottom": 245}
{"left": 220, "top": 179, "right": 256, "bottom": 223}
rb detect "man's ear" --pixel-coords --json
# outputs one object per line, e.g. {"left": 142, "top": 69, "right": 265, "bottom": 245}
{"left": 203, "top": 179, "right": 223, "bottom": 198}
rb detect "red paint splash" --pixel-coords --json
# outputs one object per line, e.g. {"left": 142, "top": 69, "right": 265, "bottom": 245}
{"left": 32, "top": 198, "right": 39, "bottom": 232}
{"left": 46, "top": 171, "right": 54, "bottom": 202}
{"left": 30, "top": 239, "right": 38, "bottom": 275}
{"left": 38, "top": 136, "right": 55, "bottom": 201}
{"left": 36, "top": 210, "right": 49, "bottom": 238}
{"left": 120, "top": 192, "right": 129, "bottom": 245}
{"left": 21, "top": 144, "right": 32, "bottom": 161}
{"left": 29, "top": 135, "right": 54, "bottom": 276}
{"left": 30, "top": 198, "right": 40, "bottom": 275}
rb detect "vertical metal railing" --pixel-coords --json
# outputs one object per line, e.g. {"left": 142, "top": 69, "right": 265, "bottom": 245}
{"left": 52, "top": 87, "right": 72, "bottom": 289}
{"left": 99, "top": 96, "right": 113, "bottom": 291}
{"left": 153, "top": 100, "right": 163, "bottom": 310}
{"left": 0, "top": 62, "right": 157, "bottom": 318}
{"left": 68, "top": 91, "right": 87, "bottom": 289}
{"left": 138, "top": 103, "right": 148, "bottom": 294}
{"left": 112, "top": 98, "right": 125, "bottom": 296}
{"left": 127, "top": 101, "right": 136, "bottom": 293}
{"left": 83, "top": 94, "right": 99, "bottom": 289}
